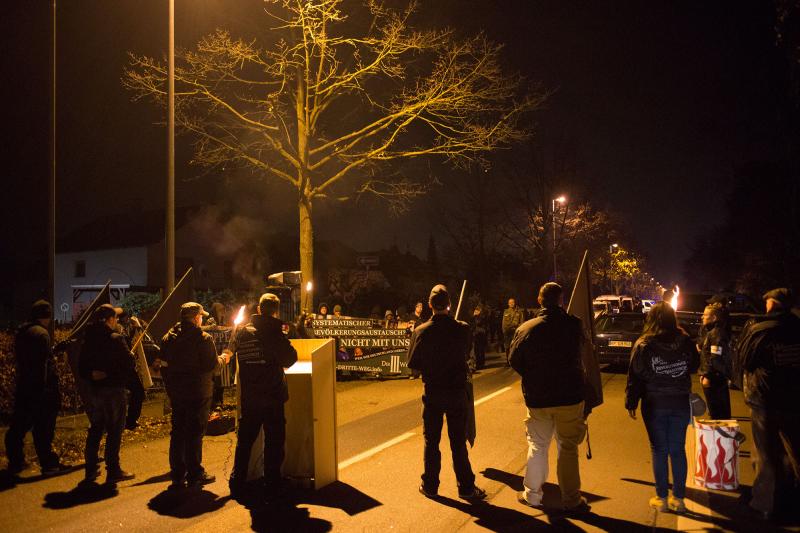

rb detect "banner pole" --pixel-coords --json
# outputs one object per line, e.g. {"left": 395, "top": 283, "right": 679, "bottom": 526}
{"left": 454, "top": 280, "right": 467, "bottom": 320}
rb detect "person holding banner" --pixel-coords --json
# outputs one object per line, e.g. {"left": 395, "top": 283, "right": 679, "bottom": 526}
{"left": 160, "top": 302, "right": 228, "bottom": 490}
{"left": 79, "top": 304, "right": 137, "bottom": 483}
{"left": 510, "top": 283, "right": 590, "bottom": 513}
{"left": 408, "top": 284, "right": 486, "bottom": 502}
{"left": 4, "top": 300, "right": 68, "bottom": 477}
{"left": 226, "top": 293, "right": 298, "bottom": 500}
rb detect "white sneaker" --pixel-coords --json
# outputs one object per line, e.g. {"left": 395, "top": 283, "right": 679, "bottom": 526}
{"left": 649, "top": 496, "right": 667, "bottom": 511}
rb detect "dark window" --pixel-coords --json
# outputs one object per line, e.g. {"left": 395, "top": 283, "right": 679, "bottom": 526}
{"left": 74, "top": 260, "right": 86, "bottom": 278}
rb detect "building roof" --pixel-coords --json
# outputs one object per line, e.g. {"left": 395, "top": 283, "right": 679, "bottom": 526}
{"left": 57, "top": 208, "right": 194, "bottom": 253}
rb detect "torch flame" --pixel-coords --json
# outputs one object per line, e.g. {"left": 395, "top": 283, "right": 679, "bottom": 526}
{"left": 671, "top": 285, "right": 680, "bottom": 311}
{"left": 233, "top": 305, "right": 246, "bottom": 326}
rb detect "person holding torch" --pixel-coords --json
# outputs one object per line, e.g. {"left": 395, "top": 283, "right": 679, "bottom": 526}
{"left": 226, "top": 293, "right": 298, "bottom": 501}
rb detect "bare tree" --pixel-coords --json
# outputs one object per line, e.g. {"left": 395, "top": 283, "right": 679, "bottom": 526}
{"left": 123, "top": 0, "right": 543, "bottom": 309}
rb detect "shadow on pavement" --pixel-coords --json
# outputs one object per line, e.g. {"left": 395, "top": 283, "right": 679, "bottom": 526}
{"left": 481, "top": 469, "right": 608, "bottom": 507}
{"left": 132, "top": 471, "right": 172, "bottom": 487}
{"left": 148, "top": 487, "right": 229, "bottom": 518}
{"left": 43, "top": 481, "right": 118, "bottom": 509}
{"left": 248, "top": 499, "right": 332, "bottom": 533}
{"left": 0, "top": 465, "right": 82, "bottom": 493}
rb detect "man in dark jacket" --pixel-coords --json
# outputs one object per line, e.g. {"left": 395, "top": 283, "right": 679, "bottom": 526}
{"left": 698, "top": 302, "right": 731, "bottom": 419}
{"left": 4, "top": 300, "right": 67, "bottom": 476}
{"left": 509, "top": 283, "right": 589, "bottom": 513}
{"left": 79, "top": 304, "right": 136, "bottom": 483}
{"left": 161, "top": 302, "right": 227, "bottom": 489}
{"left": 408, "top": 284, "right": 486, "bottom": 501}
{"left": 226, "top": 293, "right": 297, "bottom": 499}
{"left": 736, "top": 288, "right": 800, "bottom": 520}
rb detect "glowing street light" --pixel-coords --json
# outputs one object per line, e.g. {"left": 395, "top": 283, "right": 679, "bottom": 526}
{"left": 552, "top": 195, "right": 567, "bottom": 281}
{"left": 610, "top": 243, "right": 619, "bottom": 253}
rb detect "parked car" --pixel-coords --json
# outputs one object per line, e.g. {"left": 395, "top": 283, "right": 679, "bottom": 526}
{"left": 675, "top": 292, "right": 757, "bottom": 342}
{"left": 594, "top": 311, "right": 645, "bottom": 366}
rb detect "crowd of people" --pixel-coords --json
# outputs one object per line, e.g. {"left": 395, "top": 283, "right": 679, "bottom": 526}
{"left": 3, "top": 282, "right": 798, "bottom": 523}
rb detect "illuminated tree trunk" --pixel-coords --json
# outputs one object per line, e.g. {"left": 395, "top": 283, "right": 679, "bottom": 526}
{"left": 299, "top": 195, "right": 314, "bottom": 313}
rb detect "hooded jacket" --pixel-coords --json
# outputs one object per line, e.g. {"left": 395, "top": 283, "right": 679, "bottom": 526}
{"left": 79, "top": 321, "right": 135, "bottom": 389}
{"left": 161, "top": 320, "right": 220, "bottom": 400}
{"left": 509, "top": 306, "right": 585, "bottom": 408}
{"left": 625, "top": 332, "right": 699, "bottom": 411}
{"left": 14, "top": 321, "right": 59, "bottom": 399}
{"left": 232, "top": 314, "right": 298, "bottom": 410}
{"left": 737, "top": 310, "right": 800, "bottom": 410}
{"left": 407, "top": 313, "right": 471, "bottom": 391}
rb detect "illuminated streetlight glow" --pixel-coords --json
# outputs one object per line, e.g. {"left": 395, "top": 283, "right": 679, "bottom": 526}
{"left": 552, "top": 195, "right": 567, "bottom": 281}
{"left": 306, "top": 280, "right": 313, "bottom": 293}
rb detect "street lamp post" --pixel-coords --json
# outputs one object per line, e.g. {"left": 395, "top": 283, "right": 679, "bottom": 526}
{"left": 552, "top": 195, "right": 566, "bottom": 281}
{"left": 165, "top": 0, "right": 175, "bottom": 293}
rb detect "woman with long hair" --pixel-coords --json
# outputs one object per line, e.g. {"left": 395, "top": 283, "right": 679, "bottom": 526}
{"left": 625, "top": 302, "right": 699, "bottom": 513}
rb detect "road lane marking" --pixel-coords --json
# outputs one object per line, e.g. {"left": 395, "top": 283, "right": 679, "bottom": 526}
{"left": 338, "top": 432, "right": 416, "bottom": 469}
{"left": 474, "top": 386, "right": 513, "bottom": 406}
{"left": 338, "top": 385, "right": 513, "bottom": 470}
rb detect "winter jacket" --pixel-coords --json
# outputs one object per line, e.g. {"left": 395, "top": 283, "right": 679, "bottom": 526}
{"left": 698, "top": 322, "right": 731, "bottom": 381}
{"left": 79, "top": 322, "right": 135, "bottom": 389}
{"left": 625, "top": 332, "right": 699, "bottom": 411}
{"left": 407, "top": 314, "right": 471, "bottom": 392}
{"left": 737, "top": 310, "right": 800, "bottom": 411}
{"left": 232, "top": 314, "right": 298, "bottom": 410}
{"left": 14, "top": 322, "right": 59, "bottom": 400}
{"left": 161, "top": 321, "right": 220, "bottom": 400}
{"left": 509, "top": 306, "right": 586, "bottom": 408}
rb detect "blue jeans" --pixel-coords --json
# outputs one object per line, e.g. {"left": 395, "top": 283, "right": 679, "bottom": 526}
{"left": 642, "top": 407, "right": 690, "bottom": 498}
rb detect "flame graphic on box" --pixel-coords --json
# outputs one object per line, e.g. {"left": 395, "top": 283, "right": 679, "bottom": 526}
{"left": 694, "top": 420, "right": 740, "bottom": 490}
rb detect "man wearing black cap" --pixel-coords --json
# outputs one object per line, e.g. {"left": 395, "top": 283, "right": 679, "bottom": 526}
{"left": 79, "top": 303, "right": 136, "bottom": 483}
{"left": 408, "top": 284, "right": 486, "bottom": 501}
{"left": 509, "top": 282, "right": 590, "bottom": 513}
{"left": 4, "top": 300, "right": 68, "bottom": 476}
{"left": 736, "top": 288, "right": 800, "bottom": 520}
{"left": 161, "top": 302, "right": 229, "bottom": 489}
{"left": 226, "top": 293, "right": 298, "bottom": 500}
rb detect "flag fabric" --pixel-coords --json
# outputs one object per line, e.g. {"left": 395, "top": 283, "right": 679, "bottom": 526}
{"left": 132, "top": 268, "right": 194, "bottom": 351}
{"left": 67, "top": 281, "right": 111, "bottom": 341}
{"left": 130, "top": 268, "right": 194, "bottom": 388}
{"left": 567, "top": 250, "right": 604, "bottom": 412}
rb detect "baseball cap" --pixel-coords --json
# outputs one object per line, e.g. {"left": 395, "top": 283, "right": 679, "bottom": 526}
{"left": 180, "top": 302, "right": 209, "bottom": 320}
{"left": 94, "top": 303, "right": 123, "bottom": 321}
{"left": 763, "top": 288, "right": 795, "bottom": 308}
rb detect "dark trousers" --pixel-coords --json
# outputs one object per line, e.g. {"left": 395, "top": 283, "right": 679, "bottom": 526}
{"left": 168, "top": 396, "right": 211, "bottom": 482}
{"left": 4, "top": 393, "right": 60, "bottom": 470}
{"left": 125, "top": 374, "right": 145, "bottom": 429}
{"left": 85, "top": 387, "right": 128, "bottom": 474}
{"left": 503, "top": 329, "right": 515, "bottom": 363}
{"left": 750, "top": 406, "right": 800, "bottom": 515}
{"left": 421, "top": 389, "right": 475, "bottom": 491}
{"left": 231, "top": 403, "right": 286, "bottom": 484}
{"left": 642, "top": 407, "right": 690, "bottom": 498}
{"left": 474, "top": 334, "right": 486, "bottom": 369}
{"left": 702, "top": 377, "right": 731, "bottom": 420}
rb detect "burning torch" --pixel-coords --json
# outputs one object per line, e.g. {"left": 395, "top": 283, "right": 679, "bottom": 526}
{"left": 226, "top": 305, "right": 246, "bottom": 351}
{"left": 671, "top": 285, "right": 680, "bottom": 311}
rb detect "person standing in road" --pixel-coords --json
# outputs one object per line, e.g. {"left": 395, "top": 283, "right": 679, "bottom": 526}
{"left": 471, "top": 305, "right": 488, "bottom": 370}
{"left": 161, "top": 302, "right": 229, "bottom": 489}
{"left": 502, "top": 298, "right": 525, "bottom": 365}
{"left": 408, "top": 284, "right": 486, "bottom": 502}
{"left": 79, "top": 304, "right": 137, "bottom": 483}
{"left": 736, "top": 288, "right": 800, "bottom": 521}
{"left": 510, "top": 283, "right": 590, "bottom": 513}
{"left": 626, "top": 302, "right": 699, "bottom": 514}
{"left": 4, "top": 300, "right": 68, "bottom": 477}
{"left": 226, "top": 293, "right": 298, "bottom": 500}
{"left": 698, "top": 302, "right": 731, "bottom": 419}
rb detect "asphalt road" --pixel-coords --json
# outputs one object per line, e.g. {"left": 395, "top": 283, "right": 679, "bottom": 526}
{"left": 0, "top": 351, "right": 797, "bottom": 532}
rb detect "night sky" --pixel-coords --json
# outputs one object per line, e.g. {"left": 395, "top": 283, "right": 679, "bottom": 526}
{"left": 2, "top": 1, "right": 786, "bottom": 293}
